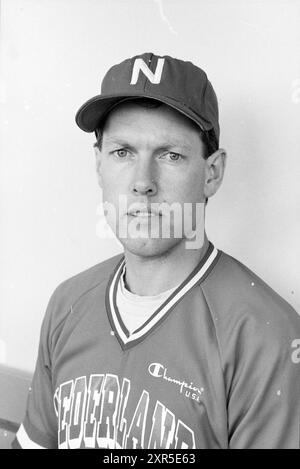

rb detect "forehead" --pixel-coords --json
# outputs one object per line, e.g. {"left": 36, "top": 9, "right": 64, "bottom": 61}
{"left": 102, "top": 101, "right": 203, "bottom": 144}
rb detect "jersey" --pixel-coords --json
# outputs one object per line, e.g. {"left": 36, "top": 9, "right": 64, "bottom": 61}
{"left": 13, "top": 242, "right": 300, "bottom": 449}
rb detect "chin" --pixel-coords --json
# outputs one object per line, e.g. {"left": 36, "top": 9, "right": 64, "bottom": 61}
{"left": 117, "top": 236, "right": 183, "bottom": 258}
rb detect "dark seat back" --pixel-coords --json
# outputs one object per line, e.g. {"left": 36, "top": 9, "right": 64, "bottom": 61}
{"left": 0, "top": 365, "right": 32, "bottom": 449}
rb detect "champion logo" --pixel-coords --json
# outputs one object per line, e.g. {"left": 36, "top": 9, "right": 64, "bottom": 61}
{"left": 148, "top": 362, "right": 204, "bottom": 403}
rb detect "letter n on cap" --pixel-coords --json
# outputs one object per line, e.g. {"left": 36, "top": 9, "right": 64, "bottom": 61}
{"left": 130, "top": 58, "right": 165, "bottom": 85}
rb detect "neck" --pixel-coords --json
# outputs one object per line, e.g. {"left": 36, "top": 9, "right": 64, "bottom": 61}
{"left": 124, "top": 234, "right": 209, "bottom": 296}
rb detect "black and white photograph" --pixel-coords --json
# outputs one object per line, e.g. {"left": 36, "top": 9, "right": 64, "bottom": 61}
{"left": 0, "top": 0, "right": 299, "bottom": 451}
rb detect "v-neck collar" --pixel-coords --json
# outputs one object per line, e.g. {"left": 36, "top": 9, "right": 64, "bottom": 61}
{"left": 105, "top": 242, "right": 220, "bottom": 350}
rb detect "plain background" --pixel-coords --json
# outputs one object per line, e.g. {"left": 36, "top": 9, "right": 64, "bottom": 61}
{"left": 0, "top": 0, "right": 300, "bottom": 372}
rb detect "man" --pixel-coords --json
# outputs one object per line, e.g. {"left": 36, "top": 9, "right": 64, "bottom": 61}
{"left": 13, "top": 53, "right": 300, "bottom": 449}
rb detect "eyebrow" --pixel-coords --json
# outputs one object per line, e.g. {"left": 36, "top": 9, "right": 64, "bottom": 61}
{"left": 103, "top": 136, "right": 193, "bottom": 151}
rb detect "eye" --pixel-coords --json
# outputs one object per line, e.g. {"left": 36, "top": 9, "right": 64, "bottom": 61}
{"left": 161, "top": 152, "right": 183, "bottom": 162}
{"left": 114, "top": 149, "right": 129, "bottom": 158}
{"left": 168, "top": 152, "right": 181, "bottom": 161}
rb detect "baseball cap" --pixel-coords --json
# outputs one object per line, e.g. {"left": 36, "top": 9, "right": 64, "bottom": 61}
{"left": 75, "top": 52, "right": 220, "bottom": 143}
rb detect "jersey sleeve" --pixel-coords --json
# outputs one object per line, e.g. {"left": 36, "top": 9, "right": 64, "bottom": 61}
{"left": 226, "top": 305, "right": 300, "bottom": 449}
{"left": 12, "top": 293, "right": 58, "bottom": 449}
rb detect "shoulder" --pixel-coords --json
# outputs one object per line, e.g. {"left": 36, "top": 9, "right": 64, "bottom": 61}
{"left": 52, "top": 253, "right": 123, "bottom": 304}
{"left": 41, "top": 254, "right": 123, "bottom": 339}
{"left": 200, "top": 248, "right": 300, "bottom": 392}
{"left": 201, "top": 248, "right": 300, "bottom": 346}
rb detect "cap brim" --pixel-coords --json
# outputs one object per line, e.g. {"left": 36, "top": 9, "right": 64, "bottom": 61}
{"left": 75, "top": 92, "right": 214, "bottom": 134}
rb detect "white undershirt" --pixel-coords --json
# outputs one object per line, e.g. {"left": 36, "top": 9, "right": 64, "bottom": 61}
{"left": 116, "top": 268, "right": 179, "bottom": 334}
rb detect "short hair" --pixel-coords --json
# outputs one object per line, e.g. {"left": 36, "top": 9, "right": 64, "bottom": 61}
{"left": 93, "top": 98, "right": 219, "bottom": 159}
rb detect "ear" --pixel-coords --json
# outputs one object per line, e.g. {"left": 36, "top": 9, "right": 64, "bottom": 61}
{"left": 203, "top": 149, "right": 227, "bottom": 199}
{"left": 94, "top": 144, "right": 103, "bottom": 188}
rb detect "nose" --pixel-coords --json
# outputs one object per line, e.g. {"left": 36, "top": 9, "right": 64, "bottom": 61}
{"left": 130, "top": 160, "right": 158, "bottom": 196}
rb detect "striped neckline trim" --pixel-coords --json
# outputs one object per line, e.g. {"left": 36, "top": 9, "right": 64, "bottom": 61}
{"left": 105, "top": 242, "right": 220, "bottom": 350}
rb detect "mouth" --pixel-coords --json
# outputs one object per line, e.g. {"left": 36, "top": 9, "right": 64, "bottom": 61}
{"left": 127, "top": 204, "right": 162, "bottom": 218}
{"left": 127, "top": 210, "right": 160, "bottom": 218}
